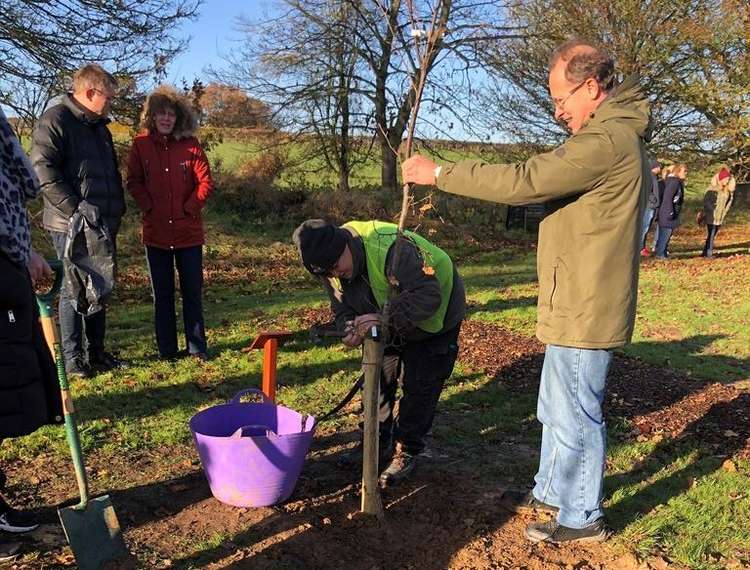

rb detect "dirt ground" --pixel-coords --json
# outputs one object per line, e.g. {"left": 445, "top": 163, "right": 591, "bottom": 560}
{"left": 4, "top": 319, "right": 748, "bottom": 569}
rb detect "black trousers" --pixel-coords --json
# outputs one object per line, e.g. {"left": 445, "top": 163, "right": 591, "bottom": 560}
{"left": 371, "top": 321, "right": 462, "bottom": 455}
{"left": 145, "top": 245, "right": 206, "bottom": 357}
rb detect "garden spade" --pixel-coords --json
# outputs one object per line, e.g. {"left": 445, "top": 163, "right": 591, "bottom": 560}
{"left": 36, "top": 260, "right": 128, "bottom": 570}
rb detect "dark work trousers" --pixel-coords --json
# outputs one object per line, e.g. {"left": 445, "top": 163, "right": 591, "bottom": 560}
{"left": 702, "top": 224, "right": 720, "bottom": 257}
{"left": 374, "top": 321, "right": 462, "bottom": 455}
{"left": 145, "top": 245, "right": 206, "bottom": 357}
{"left": 50, "top": 230, "right": 117, "bottom": 362}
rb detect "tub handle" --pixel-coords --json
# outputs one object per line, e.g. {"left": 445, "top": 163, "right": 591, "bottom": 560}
{"left": 230, "top": 388, "right": 271, "bottom": 405}
{"left": 231, "top": 424, "right": 277, "bottom": 438}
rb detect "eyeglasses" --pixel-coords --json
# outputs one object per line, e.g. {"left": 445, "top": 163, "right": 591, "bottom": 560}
{"left": 551, "top": 79, "right": 588, "bottom": 111}
{"left": 92, "top": 88, "right": 115, "bottom": 102}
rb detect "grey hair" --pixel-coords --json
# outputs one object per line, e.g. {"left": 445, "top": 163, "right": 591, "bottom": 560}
{"left": 549, "top": 39, "right": 616, "bottom": 92}
{"left": 72, "top": 63, "right": 118, "bottom": 93}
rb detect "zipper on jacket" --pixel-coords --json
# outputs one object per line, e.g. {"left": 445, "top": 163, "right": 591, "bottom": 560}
{"left": 94, "top": 126, "right": 113, "bottom": 218}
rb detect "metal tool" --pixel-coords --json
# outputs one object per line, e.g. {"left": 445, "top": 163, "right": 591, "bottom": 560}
{"left": 308, "top": 322, "right": 348, "bottom": 344}
{"left": 36, "top": 260, "right": 128, "bottom": 570}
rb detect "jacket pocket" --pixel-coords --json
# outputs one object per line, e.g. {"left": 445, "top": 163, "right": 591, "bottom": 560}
{"left": 549, "top": 264, "right": 558, "bottom": 312}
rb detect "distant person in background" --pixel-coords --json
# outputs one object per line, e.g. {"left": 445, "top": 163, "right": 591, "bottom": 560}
{"left": 640, "top": 159, "right": 663, "bottom": 257}
{"left": 1, "top": 107, "right": 63, "bottom": 562}
{"left": 31, "top": 63, "right": 126, "bottom": 378}
{"left": 700, "top": 166, "right": 735, "bottom": 258}
{"left": 126, "top": 86, "right": 214, "bottom": 361}
{"left": 654, "top": 163, "right": 687, "bottom": 259}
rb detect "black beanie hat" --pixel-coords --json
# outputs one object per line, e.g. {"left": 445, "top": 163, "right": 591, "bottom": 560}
{"left": 292, "top": 219, "right": 349, "bottom": 275}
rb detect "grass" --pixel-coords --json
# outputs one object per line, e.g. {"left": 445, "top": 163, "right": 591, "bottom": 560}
{"left": 8, "top": 161, "right": 750, "bottom": 568}
{"left": 207, "top": 133, "right": 508, "bottom": 190}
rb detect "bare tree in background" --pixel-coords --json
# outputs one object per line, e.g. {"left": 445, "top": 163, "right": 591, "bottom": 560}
{"left": 0, "top": 0, "right": 201, "bottom": 132}
{"left": 479, "top": 0, "right": 750, "bottom": 177}
{"left": 351, "top": 0, "right": 521, "bottom": 192}
{"left": 217, "top": 0, "right": 521, "bottom": 193}
{"left": 218, "top": 0, "right": 375, "bottom": 193}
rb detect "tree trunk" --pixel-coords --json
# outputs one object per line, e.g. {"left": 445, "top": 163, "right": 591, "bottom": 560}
{"left": 381, "top": 144, "right": 399, "bottom": 193}
{"left": 338, "top": 166, "right": 351, "bottom": 193}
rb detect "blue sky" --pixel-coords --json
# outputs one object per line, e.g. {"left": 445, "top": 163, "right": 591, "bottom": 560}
{"left": 167, "top": 0, "right": 500, "bottom": 142}
{"left": 167, "top": 1, "right": 268, "bottom": 84}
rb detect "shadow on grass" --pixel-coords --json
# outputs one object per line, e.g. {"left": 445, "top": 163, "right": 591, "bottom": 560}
{"left": 461, "top": 267, "right": 538, "bottom": 290}
{"left": 605, "top": 392, "right": 750, "bottom": 532}
{"left": 624, "top": 334, "right": 750, "bottom": 382}
{"left": 75, "top": 356, "right": 362, "bottom": 424}
{"left": 467, "top": 295, "right": 538, "bottom": 315}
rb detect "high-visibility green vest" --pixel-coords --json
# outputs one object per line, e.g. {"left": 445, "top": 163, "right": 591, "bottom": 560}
{"left": 343, "top": 220, "right": 454, "bottom": 333}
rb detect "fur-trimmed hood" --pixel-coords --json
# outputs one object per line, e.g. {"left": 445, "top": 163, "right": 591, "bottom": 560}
{"left": 139, "top": 85, "right": 199, "bottom": 140}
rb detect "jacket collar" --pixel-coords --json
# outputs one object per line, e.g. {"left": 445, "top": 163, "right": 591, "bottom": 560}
{"left": 149, "top": 132, "right": 174, "bottom": 145}
{"left": 62, "top": 93, "right": 110, "bottom": 126}
{"left": 579, "top": 74, "right": 651, "bottom": 141}
{"left": 345, "top": 233, "right": 366, "bottom": 281}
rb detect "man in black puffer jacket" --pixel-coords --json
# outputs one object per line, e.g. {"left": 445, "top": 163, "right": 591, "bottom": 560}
{"left": 31, "top": 64, "right": 126, "bottom": 378}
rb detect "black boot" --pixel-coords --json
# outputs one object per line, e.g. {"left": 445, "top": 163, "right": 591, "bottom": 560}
{"left": 89, "top": 350, "right": 127, "bottom": 371}
{"left": 378, "top": 444, "right": 418, "bottom": 487}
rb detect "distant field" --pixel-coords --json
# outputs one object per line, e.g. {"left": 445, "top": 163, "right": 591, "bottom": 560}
{"left": 207, "top": 133, "right": 514, "bottom": 189}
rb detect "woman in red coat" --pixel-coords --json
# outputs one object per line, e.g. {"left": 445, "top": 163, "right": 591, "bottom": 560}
{"left": 127, "top": 86, "right": 214, "bottom": 360}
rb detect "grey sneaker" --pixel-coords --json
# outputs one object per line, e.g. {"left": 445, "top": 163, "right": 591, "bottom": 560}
{"left": 500, "top": 490, "right": 559, "bottom": 515}
{"left": 65, "top": 355, "right": 91, "bottom": 379}
{"left": 0, "top": 537, "right": 21, "bottom": 562}
{"left": 0, "top": 499, "right": 39, "bottom": 533}
{"left": 524, "top": 518, "right": 608, "bottom": 544}
{"left": 378, "top": 446, "right": 417, "bottom": 487}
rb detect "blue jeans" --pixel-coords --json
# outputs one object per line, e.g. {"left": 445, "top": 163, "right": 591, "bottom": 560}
{"left": 702, "top": 224, "right": 720, "bottom": 257}
{"left": 532, "top": 345, "right": 613, "bottom": 528}
{"left": 145, "top": 245, "right": 206, "bottom": 357}
{"left": 653, "top": 226, "right": 674, "bottom": 258}
{"left": 640, "top": 208, "right": 659, "bottom": 250}
{"left": 50, "top": 230, "right": 114, "bottom": 362}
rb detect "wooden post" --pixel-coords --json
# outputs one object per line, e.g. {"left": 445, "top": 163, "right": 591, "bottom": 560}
{"left": 361, "top": 335, "right": 385, "bottom": 519}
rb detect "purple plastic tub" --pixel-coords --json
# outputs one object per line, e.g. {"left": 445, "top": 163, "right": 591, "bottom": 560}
{"left": 189, "top": 388, "right": 316, "bottom": 507}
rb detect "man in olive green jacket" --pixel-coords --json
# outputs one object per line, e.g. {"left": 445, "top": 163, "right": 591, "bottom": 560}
{"left": 403, "top": 39, "right": 651, "bottom": 544}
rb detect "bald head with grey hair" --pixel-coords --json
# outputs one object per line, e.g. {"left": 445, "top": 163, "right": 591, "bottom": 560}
{"left": 549, "top": 39, "right": 616, "bottom": 93}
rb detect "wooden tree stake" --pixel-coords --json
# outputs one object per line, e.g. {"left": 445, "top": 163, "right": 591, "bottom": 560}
{"left": 360, "top": 336, "right": 385, "bottom": 519}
